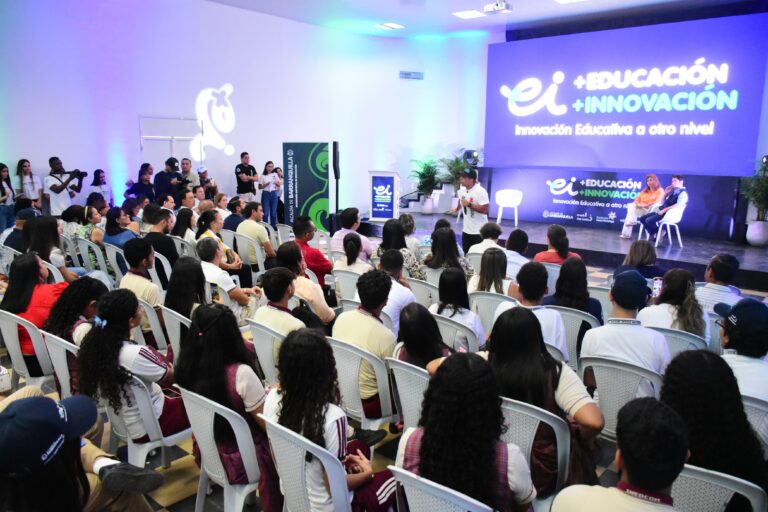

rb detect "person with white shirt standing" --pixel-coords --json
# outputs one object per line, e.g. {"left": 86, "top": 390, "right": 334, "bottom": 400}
{"left": 15, "top": 159, "right": 43, "bottom": 209}
{"left": 467, "top": 222, "right": 502, "bottom": 255}
{"left": 449, "top": 168, "right": 489, "bottom": 255}
{"left": 695, "top": 253, "right": 741, "bottom": 313}
{"left": 259, "top": 161, "right": 282, "bottom": 229}
{"left": 45, "top": 156, "right": 84, "bottom": 217}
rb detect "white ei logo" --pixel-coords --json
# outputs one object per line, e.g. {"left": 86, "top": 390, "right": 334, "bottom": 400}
{"left": 500, "top": 72, "right": 568, "bottom": 117}
{"left": 547, "top": 177, "right": 578, "bottom": 196}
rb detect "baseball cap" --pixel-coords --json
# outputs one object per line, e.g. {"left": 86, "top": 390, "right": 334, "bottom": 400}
{"left": 461, "top": 168, "right": 477, "bottom": 180}
{"left": 611, "top": 270, "right": 650, "bottom": 310}
{"left": 714, "top": 298, "right": 768, "bottom": 335}
{"left": 0, "top": 395, "right": 96, "bottom": 477}
{"left": 16, "top": 208, "right": 41, "bottom": 221}
{"left": 165, "top": 157, "right": 179, "bottom": 170}
{"left": 197, "top": 165, "right": 208, "bottom": 174}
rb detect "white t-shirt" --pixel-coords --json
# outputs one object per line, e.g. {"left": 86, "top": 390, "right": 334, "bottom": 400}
{"left": 467, "top": 239, "right": 501, "bottom": 255}
{"left": 382, "top": 278, "right": 416, "bottom": 336}
{"left": 118, "top": 341, "right": 168, "bottom": 439}
{"left": 263, "top": 391, "right": 353, "bottom": 510}
{"left": 637, "top": 303, "right": 710, "bottom": 342}
{"left": 467, "top": 274, "right": 513, "bottom": 295}
{"left": 552, "top": 485, "right": 675, "bottom": 512}
{"left": 494, "top": 303, "right": 569, "bottom": 362}
{"left": 215, "top": 207, "right": 231, "bottom": 219}
{"left": 183, "top": 228, "right": 197, "bottom": 245}
{"left": 201, "top": 260, "right": 241, "bottom": 318}
{"left": 19, "top": 174, "right": 42, "bottom": 200}
{"left": 234, "top": 364, "right": 267, "bottom": 412}
{"left": 45, "top": 174, "right": 74, "bottom": 216}
{"left": 722, "top": 350, "right": 768, "bottom": 455}
{"left": 429, "top": 304, "right": 486, "bottom": 351}
{"left": 260, "top": 173, "right": 281, "bottom": 193}
{"left": 505, "top": 250, "right": 529, "bottom": 279}
{"left": 695, "top": 283, "right": 741, "bottom": 314}
{"left": 457, "top": 183, "right": 489, "bottom": 235}
{"left": 89, "top": 184, "right": 112, "bottom": 206}
{"left": 49, "top": 247, "right": 68, "bottom": 268}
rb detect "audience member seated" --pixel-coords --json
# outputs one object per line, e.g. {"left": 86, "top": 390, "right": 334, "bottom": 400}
{"left": 551, "top": 398, "right": 688, "bottom": 512}
{"left": 293, "top": 215, "right": 333, "bottom": 287}
{"left": 422, "top": 227, "right": 474, "bottom": 278}
{"left": 505, "top": 228, "right": 530, "bottom": 279}
{"left": 236, "top": 201, "right": 277, "bottom": 268}
{"left": 376, "top": 249, "right": 416, "bottom": 334}
{"left": 613, "top": 240, "right": 666, "bottom": 279}
{"left": 263, "top": 329, "right": 397, "bottom": 511}
{"left": 78, "top": 289, "right": 189, "bottom": 443}
{"left": 637, "top": 268, "right": 709, "bottom": 341}
{"left": 468, "top": 247, "right": 513, "bottom": 295}
{"left": 334, "top": 233, "right": 371, "bottom": 274}
{"left": 61, "top": 204, "right": 85, "bottom": 239}
{"left": 119, "top": 238, "right": 163, "bottom": 349}
{"left": 122, "top": 196, "right": 142, "bottom": 224}
{"left": 660, "top": 350, "right": 768, "bottom": 508}
{"left": 77, "top": 205, "right": 112, "bottom": 272}
{"left": 620, "top": 174, "right": 664, "bottom": 239}
{"left": 145, "top": 208, "right": 179, "bottom": 288}
{"left": 428, "top": 267, "right": 485, "bottom": 350}
{"left": 3, "top": 206, "right": 39, "bottom": 252}
{"left": 332, "top": 270, "right": 395, "bottom": 418}
{"left": 176, "top": 189, "right": 197, "bottom": 220}
{"left": 398, "top": 213, "right": 421, "bottom": 257}
{"left": 23, "top": 216, "right": 84, "bottom": 283}
{"left": 638, "top": 174, "right": 688, "bottom": 243}
{"left": 0, "top": 252, "right": 67, "bottom": 377}
{"left": 398, "top": 303, "right": 453, "bottom": 367}
{"left": 330, "top": 207, "right": 373, "bottom": 261}
{"left": 176, "top": 304, "right": 282, "bottom": 512}
{"left": 396, "top": 353, "right": 537, "bottom": 510}
{"left": 467, "top": 222, "right": 502, "bottom": 254}
{"left": 580, "top": 270, "right": 671, "bottom": 396}
{"left": 534, "top": 224, "right": 581, "bottom": 265}
{"left": 222, "top": 195, "right": 245, "bottom": 231}
{"left": 695, "top": 253, "right": 741, "bottom": 313}
{"left": 421, "top": 218, "right": 465, "bottom": 255}
{"left": 196, "top": 237, "right": 260, "bottom": 326}
{"left": 197, "top": 209, "right": 252, "bottom": 288}
{"left": 714, "top": 298, "right": 768, "bottom": 454}
{"left": 488, "top": 308, "right": 603, "bottom": 496}
{"left": 170, "top": 207, "right": 198, "bottom": 246}
{"left": 163, "top": 256, "right": 208, "bottom": 321}
{"left": 251, "top": 267, "right": 306, "bottom": 336}
{"left": 197, "top": 199, "right": 214, "bottom": 215}
{"left": 140, "top": 203, "right": 160, "bottom": 234}
{"left": 275, "top": 241, "right": 335, "bottom": 325}
{"left": 214, "top": 192, "right": 231, "bottom": 219}
{"left": 157, "top": 193, "right": 176, "bottom": 212}
{"left": 0, "top": 392, "right": 162, "bottom": 512}
{"left": 103, "top": 207, "right": 139, "bottom": 249}
{"left": 375, "top": 219, "right": 424, "bottom": 280}
{"left": 85, "top": 192, "right": 109, "bottom": 227}
{"left": 495, "top": 262, "right": 569, "bottom": 361}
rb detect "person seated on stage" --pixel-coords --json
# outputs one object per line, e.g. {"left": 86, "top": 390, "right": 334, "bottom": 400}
{"left": 429, "top": 267, "right": 485, "bottom": 351}
{"left": 467, "top": 247, "right": 514, "bottom": 296}
{"left": 638, "top": 175, "right": 688, "bottom": 242}
{"left": 543, "top": 257, "right": 604, "bottom": 345}
{"left": 236, "top": 202, "right": 277, "bottom": 269}
{"left": 494, "top": 262, "right": 569, "bottom": 362}
{"left": 551, "top": 398, "right": 688, "bottom": 512}
{"left": 376, "top": 249, "right": 416, "bottom": 335}
{"left": 275, "top": 241, "right": 335, "bottom": 326}
{"left": 620, "top": 174, "right": 664, "bottom": 239}
{"left": 375, "top": 218, "right": 424, "bottom": 280}
{"left": 637, "top": 269, "right": 709, "bottom": 342}
{"left": 504, "top": 228, "right": 529, "bottom": 279}
{"left": 398, "top": 213, "right": 421, "bottom": 257}
{"left": 330, "top": 207, "right": 373, "bottom": 261}
{"left": 422, "top": 227, "right": 474, "bottom": 278}
{"left": 251, "top": 267, "right": 306, "bottom": 337}
{"left": 144, "top": 208, "right": 179, "bottom": 288}
{"left": 613, "top": 240, "right": 665, "bottom": 279}
{"left": 533, "top": 224, "right": 581, "bottom": 265}
{"left": 222, "top": 196, "right": 245, "bottom": 232}
{"left": 293, "top": 215, "right": 332, "bottom": 287}
{"left": 695, "top": 253, "right": 741, "bottom": 313}
{"left": 398, "top": 302, "right": 453, "bottom": 368}
{"left": 467, "top": 222, "right": 502, "bottom": 254}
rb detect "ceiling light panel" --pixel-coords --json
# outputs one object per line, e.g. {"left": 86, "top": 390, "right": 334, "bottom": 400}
{"left": 452, "top": 10, "right": 487, "bottom": 19}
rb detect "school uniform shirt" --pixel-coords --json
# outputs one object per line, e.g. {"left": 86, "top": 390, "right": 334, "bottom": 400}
{"left": 636, "top": 303, "right": 710, "bottom": 343}
{"left": 722, "top": 350, "right": 768, "bottom": 454}
{"left": 695, "top": 283, "right": 741, "bottom": 314}
{"left": 580, "top": 319, "right": 671, "bottom": 397}
{"left": 505, "top": 250, "right": 529, "bottom": 279}
{"left": 118, "top": 341, "right": 169, "bottom": 439}
{"left": 457, "top": 183, "right": 489, "bottom": 236}
{"left": 467, "top": 275, "right": 513, "bottom": 295}
{"left": 294, "top": 276, "right": 335, "bottom": 324}
{"left": 232, "top": 364, "right": 267, "bottom": 412}
{"left": 201, "top": 260, "right": 242, "bottom": 319}
{"left": 45, "top": 174, "right": 74, "bottom": 216}
{"left": 494, "top": 303, "right": 569, "bottom": 362}
{"left": 251, "top": 304, "right": 306, "bottom": 337}
{"left": 382, "top": 278, "right": 416, "bottom": 335}
{"left": 467, "top": 239, "right": 501, "bottom": 254}
{"left": 119, "top": 271, "right": 161, "bottom": 333}
{"left": 332, "top": 309, "right": 396, "bottom": 399}
{"left": 428, "top": 304, "right": 485, "bottom": 351}
{"left": 552, "top": 484, "right": 677, "bottom": 512}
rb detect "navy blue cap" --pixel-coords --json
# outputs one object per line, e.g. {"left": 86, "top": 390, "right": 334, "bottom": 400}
{"left": 714, "top": 298, "right": 768, "bottom": 335}
{"left": 611, "top": 270, "right": 650, "bottom": 310}
{"left": 0, "top": 396, "right": 96, "bottom": 477}
{"left": 16, "top": 208, "right": 41, "bottom": 221}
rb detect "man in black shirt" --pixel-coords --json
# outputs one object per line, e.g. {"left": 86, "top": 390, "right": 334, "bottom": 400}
{"left": 144, "top": 208, "right": 179, "bottom": 288}
{"left": 3, "top": 205, "right": 39, "bottom": 252}
{"left": 154, "top": 157, "right": 184, "bottom": 203}
{"left": 235, "top": 152, "right": 257, "bottom": 202}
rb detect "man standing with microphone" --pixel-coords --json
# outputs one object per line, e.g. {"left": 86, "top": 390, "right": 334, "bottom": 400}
{"left": 450, "top": 168, "right": 489, "bottom": 254}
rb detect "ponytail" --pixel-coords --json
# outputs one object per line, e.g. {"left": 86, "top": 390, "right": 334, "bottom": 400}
{"left": 673, "top": 281, "right": 706, "bottom": 337}
{"left": 343, "top": 233, "right": 362, "bottom": 266}
{"left": 547, "top": 225, "right": 569, "bottom": 259}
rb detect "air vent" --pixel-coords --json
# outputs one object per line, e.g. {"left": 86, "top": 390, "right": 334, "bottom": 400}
{"left": 399, "top": 71, "right": 424, "bottom": 81}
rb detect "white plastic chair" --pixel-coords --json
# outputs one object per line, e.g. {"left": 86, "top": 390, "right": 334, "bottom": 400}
{"left": 333, "top": 269, "right": 360, "bottom": 301}
{"left": 246, "top": 320, "right": 285, "bottom": 387}
{"left": 61, "top": 234, "right": 80, "bottom": 266}
{"left": 158, "top": 306, "right": 190, "bottom": 365}
{"left": 339, "top": 298, "right": 395, "bottom": 332}
{"left": 261, "top": 415, "right": 353, "bottom": 512}
{"left": 587, "top": 286, "right": 612, "bottom": 323}
{"left": 742, "top": 395, "right": 768, "bottom": 449}
{"left": 648, "top": 326, "right": 707, "bottom": 357}
{"left": 178, "top": 387, "right": 261, "bottom": 512}
{"left": 103, "top": 243, "right": 127, "bottom": 282}
{"left": 147, "top": 251, "right": 172, "bottom": 295}
{"left": 327, "top": 337, "right": 397, "bottom": 430}
{"left": 386, "top": 358, "right": 429, "bottom": 431}
{"left": 276, "top": 223, "right": 294, "bottom": 245}
{"left": 420, "top": 265, "right": 444, "bottom": 287}
{"left": 432, "top": 313, "right": 480, "bottom": 352}
{"left": 234, "top": 233, "right": 267, "bottom": 284}
{"left": 219, "top": 229, "right": 236, "bottom": 250}
{"left": 170, "top": 235, "right": 198, "bottom": 259}
{"left": 465, "top": 253, "right": 483, "bottom": 273}
{"left": 495, "top": 189, "right": 523, "bottom": 227}
{"left": 541, "top": 305, "right": 600, "bottom": 371}
{"left": 406, "top": 278, "right": 439, "bottom": 308}
{"left": 330, "top": 251, "right": 347, "bottom": 264}
{"left": 41, "top": 259, "right": 66, "bottom": 283}
{"left": 389, "top": 465, "right": 492, "bottom": 512}
{"left": 541, "top": 262, "right": 561, "bottom": 296}
{"left": 579, "top": 356, "right": 663, "bottom": 442}
{"left": 0, "top": 310, "right": 55, "bottom": 391}
{"left": 74, "top": 236, "right": 110, "bottom": 275}
{"left": 545, "top": 343, "right": 566, "bottom": 362}
{"left": 41, "top": 331, "right": 79, "bottom": 399}
{"left": 469, "top": 291, "right": 518, "bottom": 334}
{"left": 135, "top": 298, "right": 169, "bottom": 354}
{"left": 303, "top": 267, "right": 319, "bottom": 285}
{"left": 672, "top": 464, "right": 767, "bottom": 512}
{"left": 258, "top": 221, "right": 279, "bottom": 248}
{"left": 500, "top": 397, "right": 570, "bottom": 511}
{"left": 655, "top": 206, "right": 686, "bottom": 248}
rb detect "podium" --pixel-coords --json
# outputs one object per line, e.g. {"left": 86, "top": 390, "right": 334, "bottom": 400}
{"left": 369, "top": 171, "right": 400, "bottom": 222}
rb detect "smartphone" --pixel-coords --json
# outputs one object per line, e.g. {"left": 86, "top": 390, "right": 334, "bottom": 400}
{"left": 651, "top": 277, "right": 663, "bottom": 298}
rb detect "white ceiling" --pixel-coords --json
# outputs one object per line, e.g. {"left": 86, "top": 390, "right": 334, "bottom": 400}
{"left": 206, "top": 0, "right": 743, "bottom": 37}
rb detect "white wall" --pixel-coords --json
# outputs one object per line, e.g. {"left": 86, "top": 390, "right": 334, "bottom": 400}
{"left": 0, "top": 0, "right": 500, "bottom": 212}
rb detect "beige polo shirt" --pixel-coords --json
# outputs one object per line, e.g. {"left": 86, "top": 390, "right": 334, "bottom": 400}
{"left": 236, "top": 219, "right": 270, "bottom": 262}
{"left": 119, "top": 272, "right": 161, "bottom": 332}
{"left": 251, "top": 304, "right": 305, "bottom": 337}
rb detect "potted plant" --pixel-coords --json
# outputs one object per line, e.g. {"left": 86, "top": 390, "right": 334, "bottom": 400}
{"left": 741, "top": 157, "right": 768, "bottom": 246}
{"left": 411, "top": 159, "right": 440, "bottom": 214}
{"left": 439, "top": 155, "right": 466, "bottom": 210}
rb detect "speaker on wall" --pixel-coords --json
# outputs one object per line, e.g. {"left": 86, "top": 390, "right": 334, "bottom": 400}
{"left": 332, "top": 141, "right": 340, "bottom": 180}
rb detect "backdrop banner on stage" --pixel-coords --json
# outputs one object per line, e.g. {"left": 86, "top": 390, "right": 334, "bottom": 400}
{"left": 283, "top": 142, "right": 331, "bottom": 232}
{"left": 488, "top": 168, "right": 737, "bottom": 239}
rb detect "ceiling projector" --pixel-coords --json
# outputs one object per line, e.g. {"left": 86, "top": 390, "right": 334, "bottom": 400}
{"left": 483, "top": 0, "right": 510, "bottom": 14}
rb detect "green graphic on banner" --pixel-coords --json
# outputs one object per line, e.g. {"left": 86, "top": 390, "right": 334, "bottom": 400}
{"left": 283, "top": 142, "right": 330, "bottom": 232}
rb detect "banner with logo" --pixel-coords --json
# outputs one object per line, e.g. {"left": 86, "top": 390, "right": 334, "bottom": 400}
{"left": 283, "top": 142, "right": 330, "bottom": 232}
{"left": 369, "top": 171, "right": 399, "bottom": 221}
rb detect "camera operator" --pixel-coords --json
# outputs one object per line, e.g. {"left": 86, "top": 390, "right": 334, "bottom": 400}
{"left": 154, "top": 157, "right": 184, "bottom": 204}
{"left": 180, "top": 157, "right": 199, "bottom": 190}
{"left": 45, "top": 156, "right": 85, "bottom": 217}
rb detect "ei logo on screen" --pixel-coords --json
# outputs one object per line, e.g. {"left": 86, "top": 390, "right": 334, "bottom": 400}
{"left": 500, "top": 71, "right": 568, "bottom": 117}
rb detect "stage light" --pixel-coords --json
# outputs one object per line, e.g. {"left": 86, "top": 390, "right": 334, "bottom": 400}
{"left": 463, "top": 149, "right": 479, "bottom": 167}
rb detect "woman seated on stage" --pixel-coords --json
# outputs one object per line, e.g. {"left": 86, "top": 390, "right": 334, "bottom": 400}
{"left": 637, "top": 268, "right": 709, "bottom": 342}
{"left": 613, "top": 239, "right": 666, "bottom": 279}
{"left": 467, "top": 247, "right": 514, "bottom": 296}
{"left": 620, "top": 174, "right": 664, "bottom": 238}
{"left": 533, "top": 224, "right": 580, "bottom": 265}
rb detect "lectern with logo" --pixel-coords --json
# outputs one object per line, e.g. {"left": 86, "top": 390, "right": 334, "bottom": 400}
{"left": 368, "top": 171, "right": 400, "bottom": 222}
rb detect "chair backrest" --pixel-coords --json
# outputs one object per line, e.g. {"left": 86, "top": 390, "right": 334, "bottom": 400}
{"left": 469, "top": 291, "right": 518, "bottom": 334}
{"left": 706, "top": 312, "right": 722, "bottom": 353}
{"left": 672, "top": 464, "right": 767, "bottom": 512}
{"left": 128, "top": 376, "right": 166, "bottom": 442}
{"left": 258, "top": 221, "right": 279, "bottom": 248}
{"left": 137, "top": 298, "right": 168, "bottom": 352}
{"left": 262, "top": 415, "right": 352, "bottom": 512}
{"left": 41, "top": 259, "right": 65, "bottom": 283}
{"left": 75, "top": 237, "right": 110, "bottom": 273}
{"left": 327, "top": 337, "right": 394, "bottom": 423}
{"left": 742, "top": 395, "right": 768, "bottom": 445}
{"left": 466, "top": 253, "right": 483, "bottom": 273}
{"left": 170, "top": 235, "right": 198, "bottom": 259}
{"left": 103, "top": 243, "right": 127, "bottom": 281}
{"left": 389, "top": 465, "right": 492, "bottom": 512}
{"left": 204, "top": 281, "right": 237, "bottom": 310}
{"left": 333, "top": 269, "right": 360, "bottom": 301}
{"left": 432, "top": 313, "right": 480, "bottom": 352}
{"left": 339, "top": 298, "right": 395, "bottom": 332}
{"left": 179, "top": 386, "right": 260, "bottom": 487}
{"left": 330, "top": 251, "right": 346, "bottom": 264}
{"left": 0, "top": 309, "right": 53, "bottom": 380}
{"left": 234, "top": 232, "right": 266, "bottom": 270}
{"left": 579, "top": 356, "right": 663, "bottom": 441}
{"left": 541, "top": 262, "right": 561, "bottom": 296}
{"left": 545, "top": 343, "right": 566, "bottom": 362}
{"left": 61, "top": 235, "right": 79, "bottom": 266}
{"left": 541, "top": 305, "right": 600, "bottom": 370}
{"left": 246, "top": 320, "right": 285, "bottom": 387}
{"left": 420, "top": 266, "right": 444, "bottom": 286}
{"left": 386, "top": 358, "right": 429, "bottom": 431}
{"left": 219, "top": 229, "right": 236, "bottom": 249}
{"left": 304, "top": 267, "right": 319, "bottom": 285}
{"left": 41, "top": 331, "right": 79, "bottom": 399}
{"left": 661, "top": 205, "right": 686, "bottom": 224}
{"left": 314, "top": 230, "right": 332, "bottom": 258}
{"left": 495, "top": 189, "right": 523, "bottom": 208}
{"left": 147, "top": 251, "right": 172, "bottom": 293}
{"left": 648, "top": 326, "right": 707, "bottom": 357}
{"left": 158, "top": 306, "right": 190, "bottom": 365}
{"left": 405, "top": 278, "right": 439, "bottom": 308}
{"left": 587, "top": 286, "right": 612, "bottom": 323}
{"left": 276, "top": 223, "right": 294, "bottom": 245}
{"left": 500, "top": 397, "right": 570, "bottom": 493}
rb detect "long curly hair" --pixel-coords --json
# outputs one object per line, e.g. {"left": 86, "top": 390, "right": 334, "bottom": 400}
{"left": 476, "top": 248, "right": 507, "bottom": 293}
{"left": 42, "top": 277, "right": 108, "bottom": 340}
{"left": 660, "top": 351, "right": 768, "bottom": 496}
{"left": 418, "top": 353, "right": 506, "bottom": 508}
{"left": 176, "top": 304, "right": 256, "bottom": 443}
{"left": 552, "top": 256, "right": 590, "bottom": 311}
{"left": 77, "top": 290, "right": 138, "bottom": 412}
{"left": 656, "top": 268, "right": 705, "bottom": 337}
{"left": 276, "top": 329, "right": 340, "bottom": 458}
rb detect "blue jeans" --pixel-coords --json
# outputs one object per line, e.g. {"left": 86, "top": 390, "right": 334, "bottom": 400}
{"left": 0, "top": 205, "right": 14, "bottom": 232}
{"left": 262, "top": 190, "right": 279, "bottom": 228}
{"left": 639, "top": 212, "right": 664, "bottom": 236}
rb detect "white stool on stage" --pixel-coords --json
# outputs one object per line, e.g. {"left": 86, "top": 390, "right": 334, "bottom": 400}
{"left": 495, "top": 189, "right": 523, "bottom": 227}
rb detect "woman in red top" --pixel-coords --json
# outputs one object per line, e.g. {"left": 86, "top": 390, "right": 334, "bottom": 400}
{"left": 533, "top": 224, "right": 581, "bottom": 265}
{"left": 0, "top": 252, "right": 68, "bottom": 376}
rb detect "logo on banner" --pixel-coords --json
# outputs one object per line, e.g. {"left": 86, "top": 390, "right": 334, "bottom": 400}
{"left": 547, "top": 177, "right": 579, "bottom": 196}
{"left": 373, "top": 184, "right": 392, "bottom": 199}
{"left": 500, "top": 72, "right": 568, "bottom": 117}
